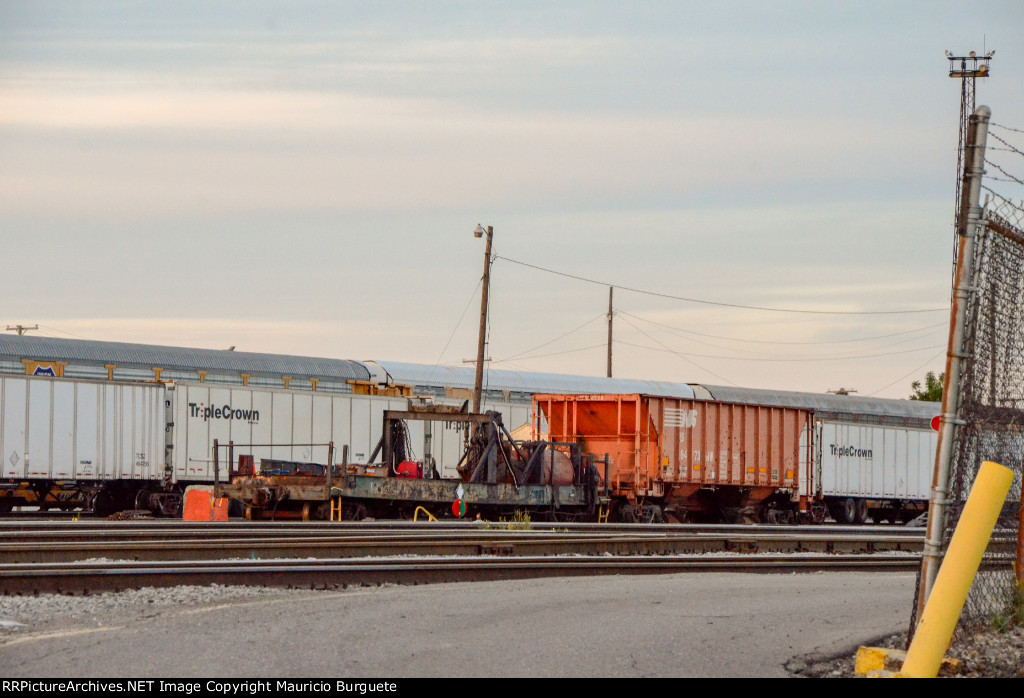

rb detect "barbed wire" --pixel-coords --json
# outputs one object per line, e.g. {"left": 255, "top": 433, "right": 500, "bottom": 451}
{"left": 983, "top": 186, "right": 1024, "bottom": 231}
{"left": 987, "top": 131, "right": 1024, "bottom": 159}
{"left": 985, "top": 159, "right": 1024, "bottom": 187}
{"left": 990, "top": 121, "right": 1024, "bottom": 135}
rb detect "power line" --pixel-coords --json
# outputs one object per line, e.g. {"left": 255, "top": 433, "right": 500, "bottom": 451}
{"left": 491, "top": 342, "right": 608, "bottom": 363}
{"left": 494, "top": 255, "right": 947, "bottom": 315}
{"left": 493, "top": 313, "right": 606, "bottom": 363}
{"left": 867, "top": 350, "right": 946, "bottom": 397}
{"left": 614, "top": 338, "right": 944, "bottom": 363}
{"left": 616, "top": 310, "right": 947, "bottom": 346}
{"left": 616, "top": 314, "right": 736, "bottom": 385}
{"left": 618, "top": 310, "right": 947, "bottom": 360}
{"left": 428, "top": 277, "right": 482, "bottom": 376}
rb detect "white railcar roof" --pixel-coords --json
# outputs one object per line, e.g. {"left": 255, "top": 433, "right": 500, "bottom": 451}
{"left": 696, "top": 384, "right": 941, "bottom": 419}
{"left": 375, "top": 361, "right": 697, "bottom": 399}
{"left": 0, "top": 335, "right": 369, "bottom": 381}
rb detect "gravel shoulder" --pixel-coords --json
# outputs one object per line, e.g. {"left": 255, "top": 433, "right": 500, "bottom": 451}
{"left": 792, "top": 627, "right": 1024, "bottom": 678}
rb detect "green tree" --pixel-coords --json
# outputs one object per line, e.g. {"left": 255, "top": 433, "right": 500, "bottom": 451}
{"left": 910, "top": 371, "right": 944, "bottom": 401}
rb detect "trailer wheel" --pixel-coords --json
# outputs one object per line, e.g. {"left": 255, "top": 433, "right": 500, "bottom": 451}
{"left": 838, "top": 498, "right": 856, "bottom": 525}
{"left": 854, "top": 499, "right": 870, "bottom": 524}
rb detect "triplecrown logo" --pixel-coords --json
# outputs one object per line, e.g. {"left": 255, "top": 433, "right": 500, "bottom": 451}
{"left": 189, "top": 402, "right": 260, "bottom": 423}
{"left": 829, "top": 444, "right": 873, "bottom": 459}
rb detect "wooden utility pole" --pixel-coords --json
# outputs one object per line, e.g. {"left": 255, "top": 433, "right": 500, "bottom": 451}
{"left": 472, "top": 225, "right": 493, "bottom": 414}
{"left": 6, "top": 325, "right": 38, "bottom": 335}
{"left": 606, "top": 287, "right": 613, "bottom": 377}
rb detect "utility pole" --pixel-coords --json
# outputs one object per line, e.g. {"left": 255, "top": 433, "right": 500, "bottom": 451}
{"left": 606, "top": 287, "right": 613, "bottom": 378}
{"left": 6, "top": 325, "right": 38, "bottom": 336}
{"left": 472, "top": 224, "right": 493, "bottom": 415}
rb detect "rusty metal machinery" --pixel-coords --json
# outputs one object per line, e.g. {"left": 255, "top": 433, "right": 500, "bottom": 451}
{"left": 218, "top": 405, "right": 604, "bottom": 522}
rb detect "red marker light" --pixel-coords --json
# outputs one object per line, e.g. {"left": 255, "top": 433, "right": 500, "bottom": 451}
{"left": 452, "top": 499, "right": 466, "bottom": 518}
{"left": 931, "top": 415, "right": 941, "bottom": 431}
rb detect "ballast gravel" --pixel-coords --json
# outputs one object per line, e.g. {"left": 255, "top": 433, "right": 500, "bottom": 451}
{"left": 0, "top": 584, "right": 298, "bottom": 636}
{"left": 791, "top": 627, "right": 1024, "bottom": 678}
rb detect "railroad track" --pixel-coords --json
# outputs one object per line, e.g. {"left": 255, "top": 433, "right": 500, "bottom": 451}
{"left": 1, "top": 530, "right": 927, "bottom": 563}
{"left": 0, "top": 521, "right": 929, "bottom": 562}
{"left": 11, "top": 521, "right": 1009, "bottom": 596}
{"left": 0, "top": 554, "right": 926, "bottom": 595}
{"left": 0, "top": 519, "right": 926, "bottom": 539}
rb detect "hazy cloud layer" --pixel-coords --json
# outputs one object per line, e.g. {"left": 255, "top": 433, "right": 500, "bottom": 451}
{"left": 2, "top": 2, "right": 1022, "bottom": 398}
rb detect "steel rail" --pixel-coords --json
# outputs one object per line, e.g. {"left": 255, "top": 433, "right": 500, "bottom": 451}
{"left": 0, "top": 553, "right": 929, "bottom": 595}
{"left": 0, "top": 520, "right": 928, "bottom": 542}
{"left": 0, "top": 530, "right": 933, "bottom": 564}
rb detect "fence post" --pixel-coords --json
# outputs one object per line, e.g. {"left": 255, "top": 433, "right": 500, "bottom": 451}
{"left": 918, "top": 106, "right": 992, "bottom": 618}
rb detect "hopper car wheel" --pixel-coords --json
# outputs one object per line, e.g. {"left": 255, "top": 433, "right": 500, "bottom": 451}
{"left": 640, "top": 504, "right": 664, "bottom": 523}
{"left": 345, "top": 503, "right": 369, "bottom": 521}
{"left": 0, "top": 499, "right": 12, "bottom": 515}
{"left": 854, "top": 499, "right": 870, "bottom": 525}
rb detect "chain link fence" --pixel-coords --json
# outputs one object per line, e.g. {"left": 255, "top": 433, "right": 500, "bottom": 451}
{"left": 944, "top": 206, "right": 1024, "bottom": 633}
{"left": 911, "top": 118, "right": 1024, "bottom": 640}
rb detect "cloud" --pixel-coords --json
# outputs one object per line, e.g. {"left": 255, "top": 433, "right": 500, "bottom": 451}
{"left": 0, "top": 76, "right": 949, "bottom": 220}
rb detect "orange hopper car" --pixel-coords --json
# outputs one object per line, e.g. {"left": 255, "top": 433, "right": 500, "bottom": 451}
{"left": 533, "top": 393, "right": 821, "bottom": 523}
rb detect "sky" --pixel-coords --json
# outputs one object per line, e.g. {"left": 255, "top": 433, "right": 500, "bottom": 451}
{"left": 2, "top": 1, "right": 1024, "bottom": 398}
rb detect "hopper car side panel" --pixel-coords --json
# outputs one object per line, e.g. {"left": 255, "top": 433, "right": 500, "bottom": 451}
{"left": 534, "top": 394, "right": 815, "bottom": 523}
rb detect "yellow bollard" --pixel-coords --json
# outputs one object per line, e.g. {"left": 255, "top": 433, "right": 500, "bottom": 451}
{"left": 902, "top": 460, "right": 1015, "bottom": 678}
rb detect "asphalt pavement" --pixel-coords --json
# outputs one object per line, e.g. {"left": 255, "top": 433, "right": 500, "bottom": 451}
{"left": 0, "top": 570, "right": 917, "bottom": 678}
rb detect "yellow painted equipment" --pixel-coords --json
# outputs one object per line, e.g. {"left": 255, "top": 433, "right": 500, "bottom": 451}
{"left": 902, "top": 460, "right": 1014, "bottom": 678}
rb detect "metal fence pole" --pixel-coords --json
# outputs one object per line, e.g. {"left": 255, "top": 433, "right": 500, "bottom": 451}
{"left": 918, "top": 106, "right": 992, "bottom": 619}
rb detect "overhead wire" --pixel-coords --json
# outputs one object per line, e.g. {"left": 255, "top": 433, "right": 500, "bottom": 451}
{"left": 867, "top": 349, "right": 947, "bottom": 397}
{"left": 428, "top": 276, "right": 482, "bottom": 380}
{"left": 36, "top": 324, "right": 96, "bottom": 341}
{"left": 616, "top": 314, "right": 737, "bottom": 385}
{"left": 615, "top": 337, "right": 944, "bottom": 363}
{"left": 616, "top": 310, "right": 947, "bottom": 347}
{"left": 617, "top": 307, "right": 946, "bottom": 360}
{"left": 494, "top": 255, "right": 947, "bottom": 315}
{"left": 492, "top": 313, "right": 606, "bottom": 363}
{"left": 491, "top": 343, "right": 609, "bottom": 364}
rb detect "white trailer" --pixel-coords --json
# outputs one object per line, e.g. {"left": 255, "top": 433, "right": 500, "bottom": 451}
{"left": 817, "top": 419, "right": 936, "bottom": 523}
{"left": 0, "top": 375, "right": 165, "bottom": 512}
{"left": 0, "top": 375, "right": 531, "bottom": 514}
{"left": 167, "top": 383, "right": 530, "bottom": 483}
